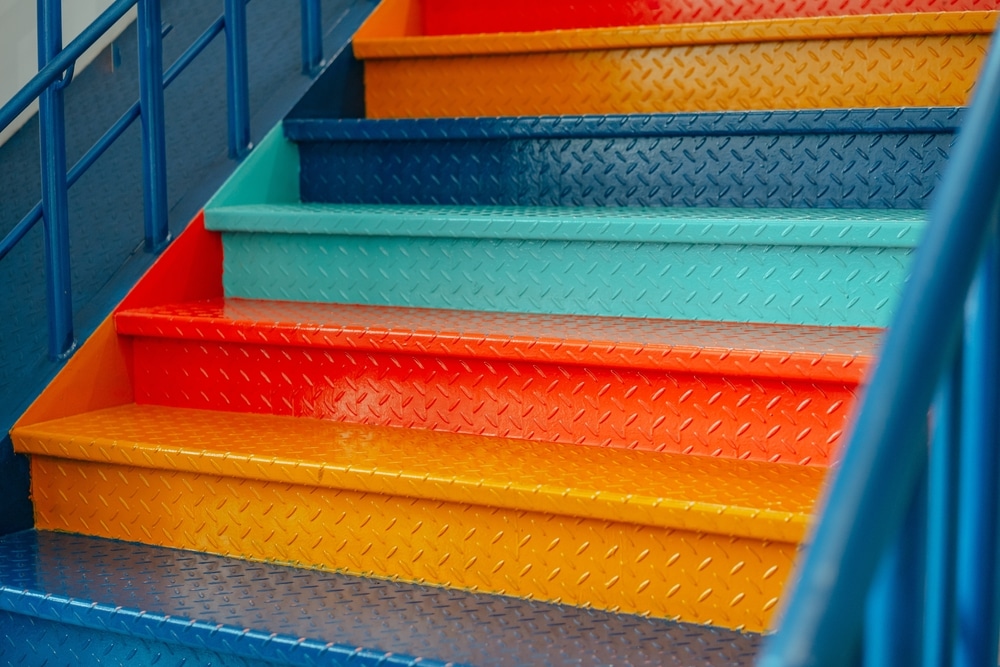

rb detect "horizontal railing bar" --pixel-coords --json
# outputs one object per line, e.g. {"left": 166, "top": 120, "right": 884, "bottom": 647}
{"left": 0, "top": 13, "right": 228, "bottom": 264}
{"left": 0, "top": 0, "right": 137, "bottom": 132}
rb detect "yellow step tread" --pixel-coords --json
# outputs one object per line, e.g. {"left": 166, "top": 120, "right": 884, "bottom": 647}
{"left": 13, "top": 404, "right": 825, "bottom": 543}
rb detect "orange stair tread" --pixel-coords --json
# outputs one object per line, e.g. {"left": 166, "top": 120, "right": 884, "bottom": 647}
{"left": 14, "top": 404, "right": 825, "bottom": 543}
{"left": 115, "top": 299, "right": 878, "bottom": 382}
{"left": 354, "top": 9, "right": 998, "bottom": 59}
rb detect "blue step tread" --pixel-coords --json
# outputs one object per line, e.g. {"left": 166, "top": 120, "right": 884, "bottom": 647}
{"left": 0, "top": 530, "right": 761, "bottom": 666}
{"left": 205, "top": 203, "right": 925, "bottom": 247}
{"left": 284, "top": 106, "right": 961, "bottom": 209}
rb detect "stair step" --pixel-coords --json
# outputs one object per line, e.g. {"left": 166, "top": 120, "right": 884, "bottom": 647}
{"left": 117, "top": 298, "right": 878, "bottom": 464}
{"left": 0, "top": 530, "right": 762, "bottom": 666}
{"left": 420, "top": 0, "right": 996, "bottom": 34}
{"left": 354, "top": 3, "right": 995, "bottom": 117}
{"left": 205, "top": 203, "right": 921, "bottom": 327}
{"left": 13, "top": 404, "right": 824, "bottom": 631}
{"left": 284, "top": 108, "right": 963, "bottom": 210}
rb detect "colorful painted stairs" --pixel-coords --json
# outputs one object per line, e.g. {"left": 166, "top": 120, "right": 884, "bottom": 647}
{"left": 3, "top": 2, "right": 991, "bottom": 664}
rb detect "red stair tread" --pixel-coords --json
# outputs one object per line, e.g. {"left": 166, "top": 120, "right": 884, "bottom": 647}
{"left": 116, "top": 298, "right": 879, "bottom": 382}
{"left": 117, "top": 299, "right": 874, "bottom": 465}
{"left": 14, "top": 403, "right": 825, "bottom": 543}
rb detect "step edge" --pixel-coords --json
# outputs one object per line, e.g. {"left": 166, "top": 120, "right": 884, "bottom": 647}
{"left": 283, "top": 108, "right": 965, "bottom": 142}
{"left": 0, "top": 586, "right": 446, "bottom": 667}
{"left": 113, "top": 307, "right": 873, "bottom": 384}
{"left": 204, "top": 204, "right": 925, "bottom": 249}
{"left": 13, "top": 414, "right": 815, "bottom": 544}
{"left": 354, "top": 10, "right": 997, "bottom": 60}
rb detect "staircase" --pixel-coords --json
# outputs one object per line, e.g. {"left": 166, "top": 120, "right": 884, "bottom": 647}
{"left": 2, "top": 1, "right": 995, "bottom": 664}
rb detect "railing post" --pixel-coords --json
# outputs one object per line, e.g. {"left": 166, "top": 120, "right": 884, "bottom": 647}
{"left": 301, "top": 0, "right": 323, "bottom": 75}
{"left": 954, "top": 231, "right": 1000, "bottom": 667}
{"left": 924, "top": 353, "right": 962, "bottom": 667}
{"left": 224, "top": 0, "right": 251, "bottom": 159}
{"left": 136, "top": 0, "right": 170, "bottom": 252}
{"left": 37, "top": 0, "right": 75, "bottom": 359}
{"left": 864, "top": 439, "right": 928, "bottom": 667}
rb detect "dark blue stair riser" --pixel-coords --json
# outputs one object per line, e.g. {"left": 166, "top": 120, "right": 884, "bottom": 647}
{"left": 288, "top": 109, "right": 962, "bottom": 210}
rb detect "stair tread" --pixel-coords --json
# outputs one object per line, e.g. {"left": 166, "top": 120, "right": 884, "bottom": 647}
{"left": 14, "top": 403, "right": 825, "bottom": 543}
{"left": 0, "top": 530, "right": 761, "bottom": 666}
{"left": 116, "top": 298, "right": 879, "bottom": 382}
{"left": 205, "top": 202, "right": 925, "bottom": 248}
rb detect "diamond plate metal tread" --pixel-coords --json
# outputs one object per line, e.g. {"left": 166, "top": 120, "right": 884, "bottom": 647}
{"left": 116, "top": 298, "right": 874, "bottom": 464}
{"left": 0, "top": 613, "right": 277, "bottom": 667}
{"left": 420, "top": 0, "right": 1000, "bottom": 35}
{"left": 13, "top": 403, "right": 824, "bottom": 542}
{"left": 206, "top": 204, "right": 920, "bottom": 327}
{"left": 287, "top": 108, "right": 960, "bottom": 210}
{"left": 15, "top": 406, "right": 817, "bottom": 630}
{"left": 355, "top": 6, "right": 995, "bottom": 117}
{"left": 0, "top": 530, "right": 763, "bottom": 666}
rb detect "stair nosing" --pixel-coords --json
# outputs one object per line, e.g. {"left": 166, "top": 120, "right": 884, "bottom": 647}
{"left": 13, "top": 404, "right": 823, "bottom": 544}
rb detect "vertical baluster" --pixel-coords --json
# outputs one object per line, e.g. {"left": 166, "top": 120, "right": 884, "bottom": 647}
{"left": 37, "top": 0, "right": 74, "bottom": 358}
{"left": 954, "top": 231, "right": 1000, "bottom": 667}
{"left": 300, "top": 0, "right": 322, "bottom": 75}
{"left": 924, "top": 352, "right": 962, "bottom": 667}
{"left": 224, "top": 0, "right": 250, "bottom": 159}
{"left": 137, "top": 0, "right": 169, "bottom": 252}
{"left": 865, "top": 442, "right": 928, "bottom": 666}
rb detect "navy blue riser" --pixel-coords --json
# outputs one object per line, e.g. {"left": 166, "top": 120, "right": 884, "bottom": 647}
{"left": 0, "top": 530, "right": 762, "bottom": 667}
{"left": 285, "top": 108, "right": 962, "bottom": 209}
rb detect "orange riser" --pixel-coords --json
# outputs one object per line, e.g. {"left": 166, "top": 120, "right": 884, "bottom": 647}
{"left": 355, "top": 6, "right": 996, "bottom": 117}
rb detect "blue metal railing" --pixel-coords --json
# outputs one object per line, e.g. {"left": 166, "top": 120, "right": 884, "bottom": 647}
{"left": 759, "top": 31, "right": 1000, "bottom": 667}
{"left": 0, "top": 0, "right": 325, "bottom": 359}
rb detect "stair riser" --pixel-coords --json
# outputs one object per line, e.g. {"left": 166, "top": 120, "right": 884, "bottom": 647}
{"left": 132, "top": 337, "right": 857, "bottom": 465}
{"left": 295, "top": 128, "right": 957, "bottom": 209}
{"left": 0, "top": 613, "right": 272, "bottom": 667}
{"left": 357, "top": 12, "right": 993, "bottom": 118}
{"left": 31, "top": 455, "right": 796, "bottom": 633}
{"left": 220, "top": 233, "right": 913, "bottom": 327}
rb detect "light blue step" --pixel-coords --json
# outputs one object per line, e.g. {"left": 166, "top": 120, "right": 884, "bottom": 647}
{"left": 206, "top": 203, "right": 924, "bottom": 327}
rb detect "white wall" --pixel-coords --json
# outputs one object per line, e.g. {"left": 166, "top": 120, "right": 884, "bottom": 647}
{"left": 0, "top": 0, "right": 137, "bottom": 147}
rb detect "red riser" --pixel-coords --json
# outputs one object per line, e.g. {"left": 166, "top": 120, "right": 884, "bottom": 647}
{"left": 421, "top": 0, "right": 998, "bottom": 35}
{"left": 120, "top": 300, "right": 876, "bottom": 465}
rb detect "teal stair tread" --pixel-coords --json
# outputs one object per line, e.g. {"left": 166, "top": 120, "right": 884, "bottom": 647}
{"left": 115, "top": 298, "right": 880, "bottom": 380}
{"left": 205, "top": 203, "right": 926, "bottom": 248}
{"left": 0, "top": 529, "right": 762, "bottom": 666}
{"left": 14, "top": 403, "right": 825, "bottom": 543}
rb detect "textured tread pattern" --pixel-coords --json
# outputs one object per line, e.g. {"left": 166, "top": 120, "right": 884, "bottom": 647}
{"left": 420, "top": 0, "right": 1000, "bottom": 34}
{"left": 209, "top": 205, "right": 918, "bottom": 327}
{"left": 356, "top": 11, "right": 995, "bottom": 117}
{"left": 288, "top": 109, "right": 961, "bottom": 210}
{"left": 118, "top": 299, "right": 876, "bottom": 464}
{"left": 26, "top": 455, "right": 800, "bottom": 631}
{"left": 0, "top": 614, "right": 276, "bottom": 667}
{"left": 0, "top": 530, "right": 763, "bottom": 665}
{"left": 14, "top": 404, "right": 825, "bottom": 541}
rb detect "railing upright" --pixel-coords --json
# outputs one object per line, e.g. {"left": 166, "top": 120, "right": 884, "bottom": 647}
{"left": 953, "top": 234, "right": 1000, "bottom": 667}
{"left": 224, "top": 0, "right": 251, "bottom": 159}
{"left": 136, "top": 0, "right": 170, "bottom": 252}
{"left": 301, "top": 0, "right": 323, "bottom": 74}
{"left": 37, "top": 0, "right": 74, "bottom": 358}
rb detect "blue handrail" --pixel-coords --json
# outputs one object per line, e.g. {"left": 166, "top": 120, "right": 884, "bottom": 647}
{"left": 759, "top": 30, "right": 1000, "bottom": 667}
{"left": 0, "top": 0, "right": 325, "bottom": 359}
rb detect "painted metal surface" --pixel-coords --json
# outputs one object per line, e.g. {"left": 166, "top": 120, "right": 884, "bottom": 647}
{"left": 118, "top": 298, "right": 875, "bottom": 464}
{"left": 0, "top": 530, "right": 763, "bottom": 665}
{"left": 287, "top": 108, "right": 961, "bottom": 210}
{"left": 419, "top": 0, "right": 1000, "bottom": 35}
{"left": 759, "top": 29, "right": 1000, "bottom": 667}
{"left": 208, "top": 204, "right": 920, "bottom": 327}
{"left": 16, "top": 404, "right": 815, "bottom": 631}
{"left": 355, "top": 7, "right": 996, "bottom": 117}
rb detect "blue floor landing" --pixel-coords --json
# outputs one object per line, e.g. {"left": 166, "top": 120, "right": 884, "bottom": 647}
{"left": 0, "top": 530, "right": 761, "bottom": 666}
